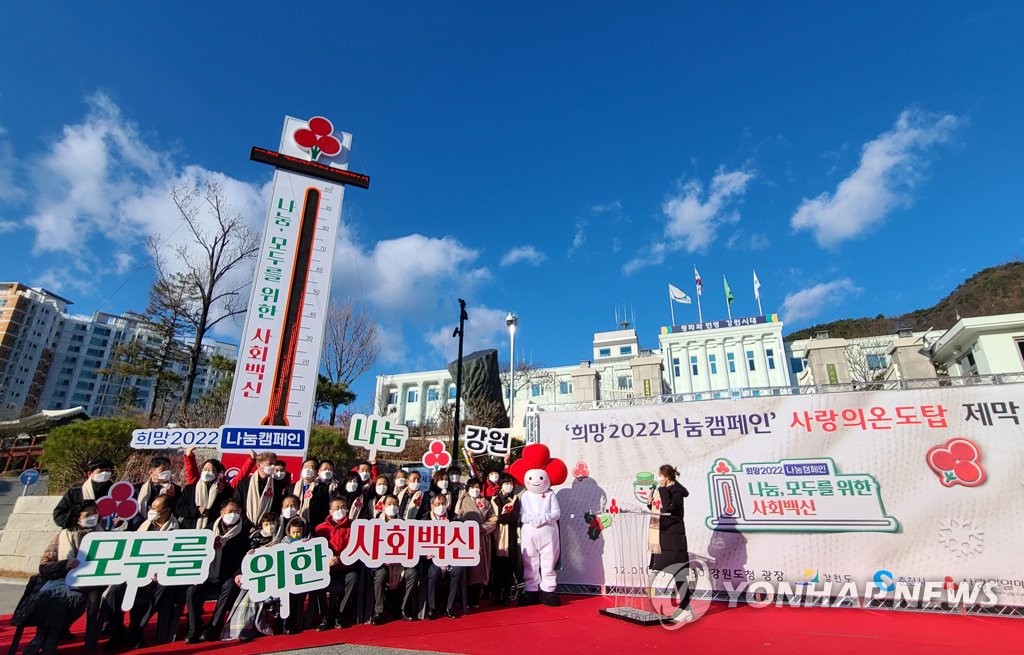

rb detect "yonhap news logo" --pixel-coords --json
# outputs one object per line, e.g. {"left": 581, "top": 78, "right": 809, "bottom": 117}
{"left": 645, "top": 562, "right": 1000, "bottom": 630}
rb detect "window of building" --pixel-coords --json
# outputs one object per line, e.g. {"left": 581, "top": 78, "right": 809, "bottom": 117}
{"left": 617, "top": 375, "right": 632, "bottom": 390}
{"left": 790, "top": 357, "right": 805, "bottom": 373}
{"left": 1017, "top": 339, "right": 1024, "bottom": 367}
{"left": 960, "top": 352, "right": 978, "bottom": 376}
{"left": 709, "top": 354, "right": 718, "bottom": 375}
{"left": 598, "top": 348, "right": 611, "bottom": 357}
{"left": 559, "top": 380, "right": 573, "bottom": 395}
{"left": 448, "top": 386, "right": 457, "bottom": 400}
{"left": 619, "top": 345, "right": 633, "bottom": 356}
{"left": 531, "top": 384, "right": 542, "bottom": 397}
{"left": 727, "top": 352, "right": 736, "bottom": 373}
{"left": 690, "top": 355, "right": 699, "bottom": 376}
{"left": 746, "top": 350, "right": 756, "bottom": 371}
{"left": 672, "top": 357, "right": 681, "bottom": 377}
{"left": 866, "top": 354, "right": 887, "bottom": 370}
{"left": 766, "top": 348, "right": 776, "bottom": 370}
{"left": 387, "top": 390, "right": 398, "bottom": 405}
{"left": 427, "top": 388, "right": 440, "bottom": 401}
{"left": 407, "top": 389, "right": 419, "bottom": 403}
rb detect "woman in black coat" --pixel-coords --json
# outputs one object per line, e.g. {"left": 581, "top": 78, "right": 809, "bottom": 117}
{"left": 649, "top": 464, "right": 693, "bottom": 620}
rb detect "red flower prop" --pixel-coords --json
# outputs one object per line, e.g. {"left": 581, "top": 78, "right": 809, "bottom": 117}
{"left": 422, "top": 439, "right": 452, "bottom": 470}
{"left": 572, "top": 461, "right": 589, "bottom": 480}
{"left": 96, "top": 481, "right": 138, "bottom": 520}
{"left": 508, "top": 444, "right": 568, "bottom": 487}
{"left": 292, "top": 116, "right": 342, "bottom": 161}
{"left": 927, "top": 438, "right": 986, "bottom": 488}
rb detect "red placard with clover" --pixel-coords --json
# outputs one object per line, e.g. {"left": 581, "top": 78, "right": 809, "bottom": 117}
{"left": 926, "top": 438, "right": 986, "bottom": 488}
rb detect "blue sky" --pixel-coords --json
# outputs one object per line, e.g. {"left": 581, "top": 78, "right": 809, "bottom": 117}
{"left": 1, "top": 3, "right": 1022, "bottom": 408}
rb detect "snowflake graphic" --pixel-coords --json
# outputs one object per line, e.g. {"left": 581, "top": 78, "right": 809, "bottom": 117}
{"left": 937, "top": 518, "right": 984, "bottom": 557}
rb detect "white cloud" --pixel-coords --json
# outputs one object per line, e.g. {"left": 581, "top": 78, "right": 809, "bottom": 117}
{"left": 0, "top": 219, "right": 18, "bottom": 234}
{"left": 424, "top": 305, "right": 512, "bottom": 365}
{"left": 0, "top": 126, "right": 21, "bottom": 201}
{"left": 791, "top": 109, "right": 960, "bottom": 247}
{"left": 726, "top": 229, "right": 770, "bottom": 251}
{"left": 568, "top": 219, "right": 587, "bottom": 256}
{"left": 623, "top": 167, "right": 754, "bottom": 275}
{"left": 781, "top": 278, "right": 862, "bottom": 325}
{"left": 500, "top": 244, "right": 546, "bottom": 267}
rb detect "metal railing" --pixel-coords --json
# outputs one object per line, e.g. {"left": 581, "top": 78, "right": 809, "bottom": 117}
{"left": 531, "top": 373, "right": 1024, "bottom": 412}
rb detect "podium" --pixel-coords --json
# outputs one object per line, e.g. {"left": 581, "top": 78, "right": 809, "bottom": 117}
{"left": 597, "top": 509, "right": 671, "bottom": 626}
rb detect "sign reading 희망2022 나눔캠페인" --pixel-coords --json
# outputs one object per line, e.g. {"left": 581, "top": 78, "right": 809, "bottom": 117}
{"left": 130, "top": 425, "right": 307, "bottom": 454}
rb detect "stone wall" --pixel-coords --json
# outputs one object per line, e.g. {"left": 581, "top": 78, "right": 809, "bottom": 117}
{"left": 0, "top": 495, "right": 60, "bottom": 577}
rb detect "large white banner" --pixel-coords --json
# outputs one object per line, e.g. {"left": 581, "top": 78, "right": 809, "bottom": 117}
{"left": 224, "top": 116, "right": 353, "bottom": 457}
{"left": 540, "top": 384, "right": 1024, "bottom": 606}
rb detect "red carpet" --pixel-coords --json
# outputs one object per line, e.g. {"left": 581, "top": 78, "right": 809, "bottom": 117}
{"left": 3, "top": 596, "right": 1022, "bottom": 655}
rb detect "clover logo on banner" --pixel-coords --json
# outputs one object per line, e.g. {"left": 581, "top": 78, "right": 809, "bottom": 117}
{"left": 292, "top": 116, "right": 342, "bottom": 162}
{"left": 96, "top": 481, "right": 138, "bottom": 521}
{"left": 926, "top": 438, "right": 986, "bottom": 488}
{"left": 422, "top": 440, "right": 452, "bottom": 472}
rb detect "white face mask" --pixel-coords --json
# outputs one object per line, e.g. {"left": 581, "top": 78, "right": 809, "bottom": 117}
{"left": 358, "top": 471, "right": 370, "bottom": 481}
{"left": 408, "top": 480, "right": 421, "bottom": 491}
{"left": 92, "top": 471, "right": 112, "bottom": 484}
{"left": 488, "top": 473, "right": 500, "bottom": 483}
{"left": 384, "top": 505, "right": 398, "bottom": 517}
{"left": 345, "top": 481, "right": 359, "bottom": 493}
{"left": 222, "top": 512, "right": 240, "bottom": 525}
{"left": 469, "top": 488, "right": 481, "bottom": 498}
{"left": 375, "top": 484, "right": 388, "bottom": 495}
{"left": 438, "top": 480, "right": 449, "bottom": 490}
{"left": 432, "top": 505, "right": 446, "bottom": 517}
{"left": 302, "top": 468, "right": 316, "bottom": 480}
{"left": 80, "top": 515, "right": 99, "bottom": 528}
{"left": 449, "top": 474, "right": 460, "bottom": 483}
{"left": 202, "top": 470, "right": 218, "bottom": 483}
{"left": 501, "top": 483, "right": 514, "bottom": 494}
{"left": 262, "top": 465, "right": 276, "bottom": 476}
{"left": 261, "top": 525, "right": 275, "bottom": 537}
{"left": 395, "top": 478, "right": 407, "bottom": 488}
{"left": 147, "top": 510, "right": 161, "bottom": 522}
{"left": 331, "top": 509, "right": 346, "bottom": 522}
{"left": 157, "top": 470, "right": 172, "bottom": 482}
{"left": 282, "top": 507, "right": 298, "bottom": 519}
{"left": 320, "top": 470, "right": 334, "bottom": 482}
{"left": 273, "top": 471, "right": 287, "bottom": 480}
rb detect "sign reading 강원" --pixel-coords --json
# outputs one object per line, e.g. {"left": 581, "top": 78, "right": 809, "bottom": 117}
{"left": 239, "top": 537, "right": 331, "bottom": 618}
{"left": 68, "top": 530, "right": 215, "bottom": 610}
{"left": 463, "top": 425, "right": 511, "bottom": 458}
{"left": 340, "top": 519, "right": 480, "bottom": 568}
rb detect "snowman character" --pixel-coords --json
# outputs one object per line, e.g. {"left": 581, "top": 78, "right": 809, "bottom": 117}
{"left": 509, "top": 444, "right": 568, "bottom": 607}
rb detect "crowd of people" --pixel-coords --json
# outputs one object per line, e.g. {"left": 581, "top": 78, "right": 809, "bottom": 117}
{"left": 12, "top": 448, "right": 528, "bottom": 654}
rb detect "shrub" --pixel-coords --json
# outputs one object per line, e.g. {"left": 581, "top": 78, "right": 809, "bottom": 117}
{"left": 307, "top": 426, "right": 357, "bottom": 467}
{"left": 41, "top": 417, "right": 139, "bottom": 493}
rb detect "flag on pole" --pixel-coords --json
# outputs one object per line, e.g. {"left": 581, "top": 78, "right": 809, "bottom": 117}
{"left": 753, "top": 269, "right": 761, "bottom": 301}
{"left": 694, "top": 267, "right": 703, "bottom": 296}
{"left": 724, "top": 275, "right": 735, "bottom": 305}
{"left": 668, "top": 283, "right": 692, "bottom": 304}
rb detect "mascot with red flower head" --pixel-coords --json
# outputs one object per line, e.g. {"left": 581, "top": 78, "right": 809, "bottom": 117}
{"left": 509, "top": 444, "right": 568, "bottom": 606}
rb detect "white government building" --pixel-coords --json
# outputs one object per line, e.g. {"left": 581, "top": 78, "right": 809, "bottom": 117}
{"left": 375, "top": 311, "right": 1024, "bottom": 432}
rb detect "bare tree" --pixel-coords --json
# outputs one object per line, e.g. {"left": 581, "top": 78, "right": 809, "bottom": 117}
{"left": 499, "top": 361, "right": 558, "bottom": 400}
{"left": 322, "top": 300, "right": 380, "bottom": 386}
{"left": 844, "top": 336, "right": 894, "bottom": 389}
{"left": 148, "top": 181, "right": 260, "bottom": 409}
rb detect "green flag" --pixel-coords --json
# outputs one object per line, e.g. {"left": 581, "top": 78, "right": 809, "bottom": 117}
{"left": 724, "top": 275, "right": 735, "bottom": 305}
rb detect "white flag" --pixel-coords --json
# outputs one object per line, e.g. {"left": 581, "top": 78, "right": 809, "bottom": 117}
{"left": 668, "top": 283, "right": 692, "bottom": 304}
{"left": 694, "top": 266, "right": 703, "bottom": 296}
{"left": 753, "top": 269, "right": 761, "bottom": 301}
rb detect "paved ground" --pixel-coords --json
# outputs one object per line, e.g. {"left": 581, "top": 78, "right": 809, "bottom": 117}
{"left": 0, "top": 578, "right": 27, "bottom": 614}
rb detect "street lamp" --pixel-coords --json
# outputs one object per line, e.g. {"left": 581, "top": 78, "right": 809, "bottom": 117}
{"left": 506, "top": 312, "right": 518, "bottom": 428}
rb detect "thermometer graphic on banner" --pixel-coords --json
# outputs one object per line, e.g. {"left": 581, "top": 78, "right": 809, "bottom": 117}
{"left": 263, "top": 187, "right": 321, "bottom": 426}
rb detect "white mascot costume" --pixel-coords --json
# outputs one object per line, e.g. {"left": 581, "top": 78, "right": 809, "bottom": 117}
{"left": 510, "top": 444, "right": 568, "bottom": 606}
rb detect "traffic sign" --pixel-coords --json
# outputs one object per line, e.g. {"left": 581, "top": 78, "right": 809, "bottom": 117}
{"left": 20, "top": 469, "right": 40, "bottom": 495}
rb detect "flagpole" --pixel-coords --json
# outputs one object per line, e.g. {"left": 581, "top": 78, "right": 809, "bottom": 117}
{"left": 754, "top": 269, "right": 763, "bottom": 316}
{"left": 696, "top": 287, "right": 703, "bottom": 323}
{"left": 669, "top": 290, "right": 676, "bottom": 327}
{"left": 725, "top": 275, "right": 732, "bottom": 321}
{"left": 756, "top": 294, "right": 763, "bottom": 317}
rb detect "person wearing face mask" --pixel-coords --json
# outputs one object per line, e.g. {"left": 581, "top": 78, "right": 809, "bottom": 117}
{"left": 184, "top": 501, "right": 251, "bottom": 643}
{"left": 424, "top": 495, "right": 465, "bottom": 620}
{"left": 483, "top": 468, "right": 502, "bottom": 499}
{"left": 183, "top": 447, "right": 256, "bottom": 490}
{"left": 232, "top": 452, "right": 285, "bottom": 527}
{"left": 490, "top": 473, "right": 521, "bottom": 605}
{"left": 293, "top": 457, "right": 329, "bottom": 532}
{"left": 399, "top": 471, "right": 425, "bottom": 520}
{"left": 339, "top": 472, "right": 367, "bottom": 520}
{"left": 446, "top": 466, "right": 465, "bottom": 499}
{"left": 221, "top": 512, "right": 283, "bottom": 642}
{"left": 350, "top": 458, "right": 379, "bottom": 494}
{"left": 454, "top": 478, "right": 497, "bottom": 610}
{"left": 368, "top": 495, "right": 418, "bottom": 625}
{"left": 177, "top": 452, "right": 233, "bottom": 530}
{"left": 278, "top": 517, "right": 310, "bottom": 634}
{"left": 424, "top": 470, "right": 452, "bottom": 520}
{"left": 53, "top": 457, "right": 115, "bottom": 529}
{"left": 314, "top": 499, "right": 358, "bottom": 631}
{"left": 132, "top": 456, "right": 181, "bottom": 530}
{"left": 277, "top": 495, "right": 302, "bottom": 540}
{"left": 649, "top": 464, "right": 694, "bottom": 623}
{"left": 13, "top": 501, "right": 104, "bottom": 655}
{"left": 317, "top": 460, "right": 341, "bottom": 498}
{"left": 368, "top": 475, "right": 391, "bottom": 519}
